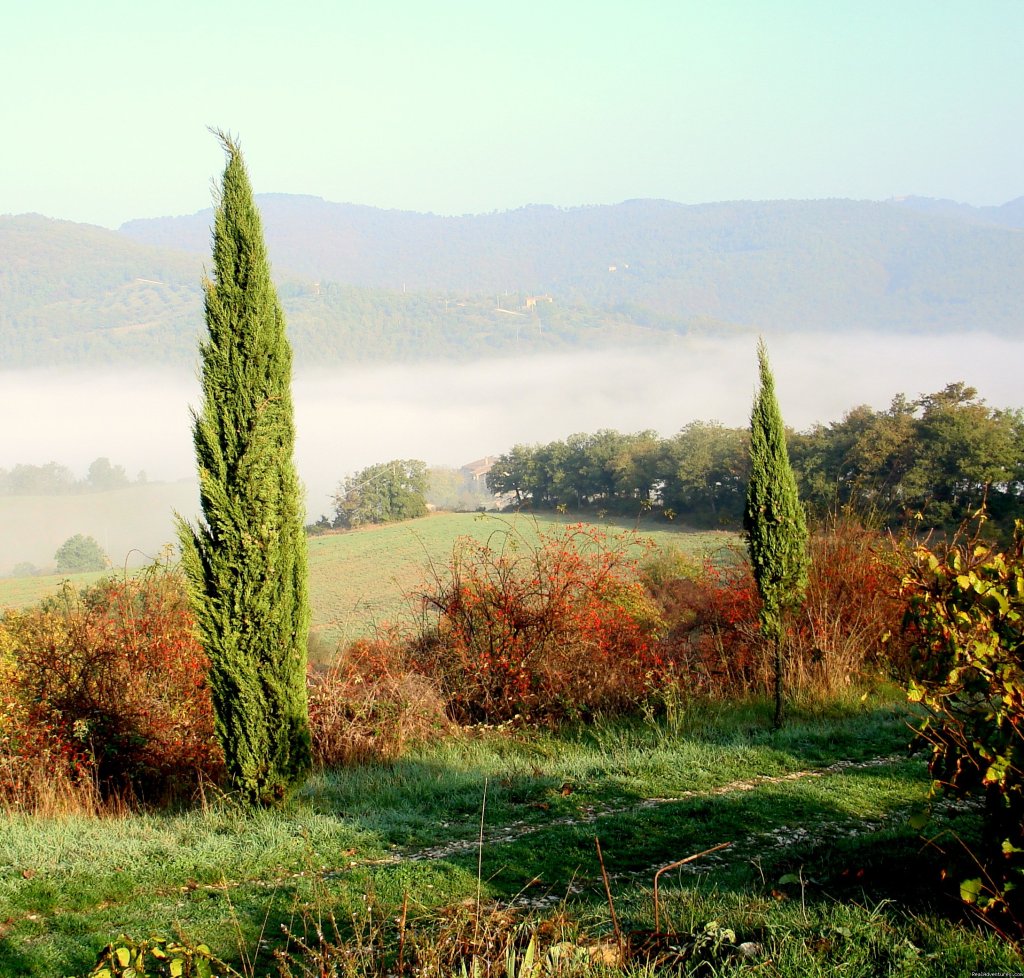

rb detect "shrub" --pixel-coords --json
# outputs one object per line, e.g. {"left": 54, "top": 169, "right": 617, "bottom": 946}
{"left": 901, "top": 519, "right": 1024, "bottom": 923}
{"left": 407, "top": 522, "right": 665, "bottom": 724}
{"left": 649, "top": 520, "right": 907, "bottom": 700}
{"left": 647, "top": 551, "right": 762, "bottom": 695}
{"left": 0, "top": 619, "right": 98, "bottom": 812}
{"left": 308, "top": 631, "right": 450, "bottom": 767}
{"left": 54, "top": 533, "right": 108, "bottom": 573}
{"left": 789, "top": 517, "right": 908, "bottom": 693}
{"left": 2, "top": 567, "right": 222, "bottom": 805}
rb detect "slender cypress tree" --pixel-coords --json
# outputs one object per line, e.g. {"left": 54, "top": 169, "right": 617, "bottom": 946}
{"left": 178, "top": 131, "right": 311, "bottom": 804}
{"left": 744, "top": 338, "right": 809, "bottom": 729}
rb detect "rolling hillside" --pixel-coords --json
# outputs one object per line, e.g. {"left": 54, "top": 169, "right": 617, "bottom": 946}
{"left": 2, "top": 195, "right": 1023, "bottom": 368}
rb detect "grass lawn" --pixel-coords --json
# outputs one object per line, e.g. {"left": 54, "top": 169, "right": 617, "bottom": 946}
{"left": 1, "top": 691, "right": 1019, "bottom": 977}
{"left": 0, "top": 569, "right": 113, "bottom": 610}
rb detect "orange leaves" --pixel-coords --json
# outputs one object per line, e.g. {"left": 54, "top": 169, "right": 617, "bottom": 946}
{"left": 2, "top": 570, "right": 223, "bottom": 805}
{"left": 409, "top": 523, "right": 662, "bottom": 724}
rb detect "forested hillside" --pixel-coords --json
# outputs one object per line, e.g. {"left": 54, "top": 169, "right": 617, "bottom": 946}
{"left": 123, "top": 194, "right": 1024, "bottom": 329}
{"left": 3, "top": 195, "right": 1023, "bottom": 368}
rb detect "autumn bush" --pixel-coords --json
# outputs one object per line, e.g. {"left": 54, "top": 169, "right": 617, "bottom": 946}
{"left": 307, "top": 630, "right": 451, "bottom": 767}
{"left": 642, "top": 549, "right": 761, "bottom": 695}
{"left": 789, "top": 516, "right": 909, "bottom": 693}
{"left": 0, "top": 620, "right": 100, "bottom": 813}
{"left": 901, "top": 519, "right": 1024, "bottom": 924}
{"left": 406, "top": 522, "right": 665, "bottom": 724}
{"left": 647, "top": 519, "right": 908, "bottom": 699}
{"left": 1, "top": 567, "right": 222, "bottom": 808}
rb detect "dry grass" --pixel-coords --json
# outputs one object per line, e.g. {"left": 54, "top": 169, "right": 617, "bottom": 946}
{"left": 0, "top": 750, "right": 116, "bottom": 818}
{"left": 307, "top": 635, "right": 453, "bottom": 768}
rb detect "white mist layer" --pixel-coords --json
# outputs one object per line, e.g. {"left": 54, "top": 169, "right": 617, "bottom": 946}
{"left": 0, "top": 332, "right": 1020, "bottom": 569}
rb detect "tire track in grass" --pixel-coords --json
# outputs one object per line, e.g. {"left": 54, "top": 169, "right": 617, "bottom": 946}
{"left": 0, "top": 753, "right": 938, "bottom": 940}
{"left": 375, "top": 752, "right": 918, "bottom": 869}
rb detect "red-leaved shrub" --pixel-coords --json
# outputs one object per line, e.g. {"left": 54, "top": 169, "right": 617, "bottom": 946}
{"left": 406, "top": 522, "right": 665, "bottom": 724}
{"left": 645, "top": 551, "right": 762, "bottom": 694}
{"left": 649, "top": 519, "right": 908, "bottom": 698}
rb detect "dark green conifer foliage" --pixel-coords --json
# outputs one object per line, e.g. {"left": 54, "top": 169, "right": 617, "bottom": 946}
{"left": 744, "top": 338, "right": 809, "bottom": 729}
{"left": 178, "top": 131, "right": 311, "bottom": 804}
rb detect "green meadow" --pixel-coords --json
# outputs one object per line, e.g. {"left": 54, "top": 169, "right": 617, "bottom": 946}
{"left": 0, "top": 514, "right": 1019, "bottom": 976}
{"left": 1, "top": 695, "right": 1018, "bottom": 976}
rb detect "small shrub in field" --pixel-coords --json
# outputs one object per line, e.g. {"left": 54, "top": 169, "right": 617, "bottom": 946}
{"left": 408, "top": 522, "right": 665, "bottom": 724}
{"left": 901, "top": 519, "right": 1024, "bottom": 924}
{"left": 2, "top": 567, "right": 222, "bottom": 806}
{"left": 54, "top": 532, "right": 108, "bottom": 573}
{"left": 307, "top": 631, "right": 450, "bottom": 767}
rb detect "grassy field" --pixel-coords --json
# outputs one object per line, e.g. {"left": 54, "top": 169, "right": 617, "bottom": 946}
{"left": 3, "top": 512, "right": 1018, "bottom": 975}
{"left": 2, "top": 511, "right": 737, "bottom": 653}
{"left": 307, "top": 511, "right": 736, "bottom": 652}
{"left": 0, "top": 692, "right": 1018, "bottom": 976}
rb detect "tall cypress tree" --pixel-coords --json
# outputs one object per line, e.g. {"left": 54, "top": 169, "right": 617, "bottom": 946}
{"left": 179, "top": 131, "right": 311, "bottom": 804}
{"left": 744, "top": 338, "right": 809, "bottom": 729}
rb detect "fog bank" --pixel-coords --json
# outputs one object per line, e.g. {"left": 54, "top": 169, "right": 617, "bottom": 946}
{"left": 0, "top": 332, "right": 1021, "bottom": 569}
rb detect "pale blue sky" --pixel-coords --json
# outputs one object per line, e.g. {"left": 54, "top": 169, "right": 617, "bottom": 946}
{"left": 3, "top": 0, "right": 1021, "bottom": 228}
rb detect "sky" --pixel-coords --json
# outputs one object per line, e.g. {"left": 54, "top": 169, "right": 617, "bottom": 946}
{"left": 3, "top": 0, "right": 1023, "bottom": 228}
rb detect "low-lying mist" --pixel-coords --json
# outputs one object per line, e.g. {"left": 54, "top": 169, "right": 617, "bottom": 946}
{"left": 1, "top": 332, "right": 1021, "bottom": 573}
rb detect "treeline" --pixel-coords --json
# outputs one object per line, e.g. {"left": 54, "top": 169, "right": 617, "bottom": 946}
{"left": 0, "top": 457, "right": 142, "bottom": 495}
{"left": 486, "top": 383, "right": 1024, "bottom": 531}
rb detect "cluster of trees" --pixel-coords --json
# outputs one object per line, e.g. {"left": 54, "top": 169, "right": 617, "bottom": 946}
{"left": 310, "top": 463, "right": 494, "bottom": 533}
{"left": 790, "top": 382, "right": 1023, "bottom": 528}
{"left": 0, "top": 457, "right": 139, "bottom": 495}
{"left": 329, "top": 459, "right": 428, "bottom": 529}
{"left": 486, "top": 383, "right": 1024, "bottom": 532}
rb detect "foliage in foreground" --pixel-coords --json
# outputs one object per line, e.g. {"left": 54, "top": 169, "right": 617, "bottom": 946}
{"left": 902, "top": 518, "right": 1024, "bottom": 924}
{"left": 82, "top": 935, "right": 232, "bottom": 978}
{"left": 71, "top": 844, "right": 1023, "bottom": 978}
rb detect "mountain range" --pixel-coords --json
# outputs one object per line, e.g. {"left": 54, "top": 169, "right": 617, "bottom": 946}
{"left": 2, "top": 194, "right": 1022, "bottom": 368}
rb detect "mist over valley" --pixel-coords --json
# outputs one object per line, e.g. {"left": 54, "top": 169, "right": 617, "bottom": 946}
{"left": 2, "top": 330, "right": 1021, "bottom": 574}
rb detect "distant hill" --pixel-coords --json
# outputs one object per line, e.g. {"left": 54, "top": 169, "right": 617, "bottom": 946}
{"left": 891, "top": 195, "right": 1024, "bottom": 230}
{"left": 3, "top": 195, "right": 1023, "bottom": 368}
{"left": 0, "top": 214, "right": 203, "bottom": 366}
